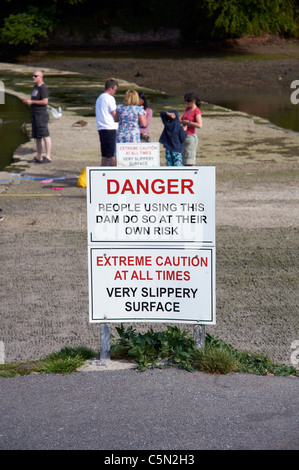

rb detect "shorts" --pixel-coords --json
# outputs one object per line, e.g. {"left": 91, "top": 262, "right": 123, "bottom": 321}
{"left": 99, "top": 129, "right": 116, "bottom": 158}
{"left": 31, "top": 113, "right": 49, "bottom": 139}
{"left": 183, "top": 134, "right": 198, "bottom": 165}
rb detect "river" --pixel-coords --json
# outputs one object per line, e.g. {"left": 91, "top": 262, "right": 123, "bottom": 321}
{"left": 0, "top": 93, "right": 31, "bottom": 171}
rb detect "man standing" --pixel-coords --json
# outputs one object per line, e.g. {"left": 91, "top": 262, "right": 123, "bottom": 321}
{"left": 26, "top": 70, "right": 52, "bottom": 163}
{"left": 95, "top": 79, "right": 118, "bottom": 166}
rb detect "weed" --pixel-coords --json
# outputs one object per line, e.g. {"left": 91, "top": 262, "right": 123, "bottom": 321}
{"left": 0, "top": 334, "right": 297, "bottom": 377}
{"left": 111, "top": 325, "right": 195, "bottom": 371}
{"left": 111, "top": 326, "right": 298, "bottom": 376}
{"left": 45, "top": 346, "right": 97, "bottom": 362}
{"left": 37, "top": 356, "right": 84, "bottom": 375}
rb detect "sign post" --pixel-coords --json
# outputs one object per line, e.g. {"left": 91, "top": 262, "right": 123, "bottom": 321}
{"left": 100, "top": 322, "right": 110, "bottom": 363}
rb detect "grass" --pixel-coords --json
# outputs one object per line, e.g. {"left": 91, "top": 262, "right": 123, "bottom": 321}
{"left": 0, "top": 346, "right": 97, "bottom": 378}
{"left": 192, "top": 334, "right": 298, "bottom": 376}
{"left": 0, "top": 329, "right": 297, "bottom": 377}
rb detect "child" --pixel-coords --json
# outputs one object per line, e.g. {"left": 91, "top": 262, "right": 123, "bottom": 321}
{"left": 159, "top": 110, "right": 186, "bottom": 166}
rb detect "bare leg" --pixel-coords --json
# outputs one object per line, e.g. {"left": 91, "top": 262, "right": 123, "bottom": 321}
{"left": 44, "top": 136, "right": 52, "bottom": 161}
{"left": 101, "top": 157, "right": 109, "bottom": 166}
{"left": 36, "top": 138, "right": 43, "bottom": 161}
{"left": 101, "top": 156, "right": 116, "bottom": 166}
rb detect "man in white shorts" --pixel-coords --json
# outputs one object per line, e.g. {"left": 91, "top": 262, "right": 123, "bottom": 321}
{"left": 95, "top": 79, "right": 118, "bottom": 166}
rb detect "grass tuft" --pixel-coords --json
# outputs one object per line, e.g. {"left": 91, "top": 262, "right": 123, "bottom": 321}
{"left": 0, "top": 346, "right": 97, "bottom": 377}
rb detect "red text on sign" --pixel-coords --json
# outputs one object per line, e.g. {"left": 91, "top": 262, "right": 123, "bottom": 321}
{"left": 107, "top": 178, "right": 194, "bottom": 195}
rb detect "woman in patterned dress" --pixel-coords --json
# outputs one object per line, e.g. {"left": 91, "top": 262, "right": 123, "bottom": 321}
{"left": 114, "top": 90, "right": 147, "bottom": 143}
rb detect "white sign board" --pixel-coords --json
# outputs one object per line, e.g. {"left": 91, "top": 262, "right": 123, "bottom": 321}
{"left": 87, "top": 167, "right": 216, "bottom": 324}
{"left": 116, "top": 143, "right": 160, "bottom": 167}
{"left": 87, "top": 167, "right": 215, "bottom": 247}
{"left": 88, "top": 247, "right": 215, "bottom": 324}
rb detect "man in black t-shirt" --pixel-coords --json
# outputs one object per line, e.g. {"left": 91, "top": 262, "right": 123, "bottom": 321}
{"left": 25, "top": 70, "right": 52, "bottom": 163}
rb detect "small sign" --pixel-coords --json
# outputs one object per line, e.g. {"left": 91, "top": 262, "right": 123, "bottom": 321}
{"left": 116, "top": 143, "right": 160, "bottom": 167}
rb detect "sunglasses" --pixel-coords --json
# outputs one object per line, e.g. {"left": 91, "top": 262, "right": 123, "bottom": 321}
{"left": 33, "top": 74, "right": 40, "bottom": 77}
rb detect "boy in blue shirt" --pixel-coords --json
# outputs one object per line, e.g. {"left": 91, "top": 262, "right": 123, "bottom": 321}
{"left": 159, "top": 110, "right": 186, "bottom": 166}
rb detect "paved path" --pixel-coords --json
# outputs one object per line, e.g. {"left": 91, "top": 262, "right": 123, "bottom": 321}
{"left": 0, "top": 368, "right": 298, "bottom": 450}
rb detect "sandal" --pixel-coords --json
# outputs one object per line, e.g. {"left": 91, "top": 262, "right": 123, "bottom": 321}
{"left": 41, "top": 158, "right": 52, "bottom": 163}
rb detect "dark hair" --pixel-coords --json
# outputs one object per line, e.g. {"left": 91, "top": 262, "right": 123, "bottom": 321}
{"left": 105, "top": 79, "right": 118, "bottom": 90}
{"left": 184, "top": 92, "right": 201, "bottom": 108}
{"left": 138, "top": 91, "right": 148, "bottom": 109}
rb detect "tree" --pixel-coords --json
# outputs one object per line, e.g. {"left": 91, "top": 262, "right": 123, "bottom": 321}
{"left": 0, "top": 0, "right": 298, "bottom": 49}
{"left": 0, "top": 5, "right": 56, "bottom": 46}
{"left": 198, "top": 0, "right": 297, "bottom": 38}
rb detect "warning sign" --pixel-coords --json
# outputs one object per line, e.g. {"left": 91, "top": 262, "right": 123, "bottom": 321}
{"left": 87, "top": 167, "right": 216, "bottom": 324}
{"left": 88, "top": 248, "right": 215, "bottom": 324}
{"left": 87, "top": 167, "right": 215, "bottom": 246}
{"left": 116, "top": 143, "right": 160, "bottom": 167}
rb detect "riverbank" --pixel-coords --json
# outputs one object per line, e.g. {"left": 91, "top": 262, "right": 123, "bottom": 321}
{"left": 0, "top": 60, "right": 298, "bottom": 367}
{"left": 17, "top": 38, "right": 299, "bottom": 96}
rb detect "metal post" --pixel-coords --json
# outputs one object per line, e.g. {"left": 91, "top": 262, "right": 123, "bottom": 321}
{"left": 100, "top": 323, "right": 111, "bottom": 364}
{"left": 193, "top": 324, "right": 205, "bottom": 349}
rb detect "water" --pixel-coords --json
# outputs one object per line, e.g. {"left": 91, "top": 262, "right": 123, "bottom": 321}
{"left": 208, "top": 88, "right": 299, "bottom": 132}
{"left": 0, "top": 93, "right": 30, "bottom": 171}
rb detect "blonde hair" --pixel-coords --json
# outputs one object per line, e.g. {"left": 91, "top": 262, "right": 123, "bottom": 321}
{"left": 124, "top": 90, "right": 139, "bottom": 106}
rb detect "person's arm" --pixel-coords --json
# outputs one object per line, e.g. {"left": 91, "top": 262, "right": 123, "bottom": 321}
{"left": 112, "top": 110, "right": 119, "bottom": 122}
{"left": 166, "top": 112, "right": 176, "bottom": 120}
{"left": 139, "top": 113, "right": 147, "bottom": 128}
{"left": 147, "top": 108, "right": 153, "bottom": 125}
{"left": 187, "top": 112, "right": 202, "bottom": 129}
{"left": 26, "top": 97, "right": 48, "bottom": 106}
{"left": 183, "top": 111, "right": 202, "bottom": 129}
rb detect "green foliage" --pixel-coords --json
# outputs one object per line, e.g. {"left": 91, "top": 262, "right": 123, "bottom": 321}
{"left": 192, "top": 333, "right": 240, "bottom": 374}
{"left": 111, "top": 325, "right": 195, "bottom": 371}
{"left": 192, "top": 347, "right": 240, "bottom": 374}
{"left": 0, "top": 346, "right": 97, "bottom": 377}
{"left": 111, "top": 326, "right": 298, "bottom": 376}
{"left": 0, "top": 6, "right": 56, "bottom": 46}
{"left": 199, "top": 0, "right": 297, "bottom": 38}
{"left": 44, "top": 346, "right": 97, "bottom": 362}
{"left": 236, "top": 350, "right": 297, "bottom": 376}
{"left": 38, "top": 355, "right": 84, "bottom": 374}
{"left": 0, "top": 0, "right": 297, "bottom": 49}
{"left": 0, "top": 362, "right": 41, "bottom": 378}
{"left": 201, "top": 333, "right": 298, "bottom": 376}
{"left": 0, "top": 335, "right": 297, "bottom": 377}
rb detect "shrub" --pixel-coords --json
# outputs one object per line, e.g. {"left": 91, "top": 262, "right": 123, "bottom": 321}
{"left": 0, "top": 6, "right": 55, "bottom": 46}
